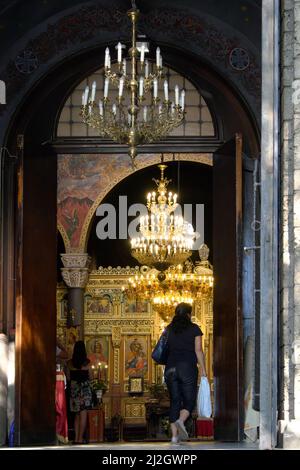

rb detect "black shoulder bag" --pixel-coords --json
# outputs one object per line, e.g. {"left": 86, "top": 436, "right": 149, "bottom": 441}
{"left": 151, "top": 328, "right": 169, "bottom": 365}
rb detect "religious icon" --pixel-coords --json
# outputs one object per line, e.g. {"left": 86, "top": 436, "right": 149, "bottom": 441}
{"left": 86, "top": 336, "right": 109, "bottom": 368}
{"left": 125, "top": 298, "right": 148, "bottom": 313}
{"left": 87, "top": 294, "right": 112, "bottom": 314}
{"left": 128, "top": 376, "right": 144, "bottom": 395}
{"left": 125, "top": 336, "right": 148, "bottom": 378}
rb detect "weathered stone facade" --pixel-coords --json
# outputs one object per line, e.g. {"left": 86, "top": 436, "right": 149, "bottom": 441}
{"left": 279, "top": 0, "right": 300, "bottom": 448}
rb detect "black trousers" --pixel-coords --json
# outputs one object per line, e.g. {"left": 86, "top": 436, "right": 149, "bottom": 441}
{"left": 164, "top": 362, "right": 198, "bottom": 423}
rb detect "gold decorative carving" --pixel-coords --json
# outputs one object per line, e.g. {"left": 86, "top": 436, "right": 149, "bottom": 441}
{"left": 124, "top": 402, "right": 146, "bottom": 420}
{"left": 112, "top": 326, "right": 122, "bottom": 348}
{"left": 114, "top": 348, "right": 120, "bottom": 383}
{"left": 95, "top": 266, "right": 140, "bottom": 276}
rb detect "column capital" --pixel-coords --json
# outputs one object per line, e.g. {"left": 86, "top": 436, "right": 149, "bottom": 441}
{"left": 61, "top": 252, "right": 91, "bottom": 269}
{"left": 61, "top": 252, "right": 91, "bottom": 288}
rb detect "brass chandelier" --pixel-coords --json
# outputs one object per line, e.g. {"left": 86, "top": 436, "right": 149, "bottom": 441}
{"left": 130, "top": 164, "right": 197, "bottom": 271}
{"left": 124, "top": 245, "right": 214, "bottom": 322}
{"left": 80, "top": 1, "right": 185, "bottom": 165}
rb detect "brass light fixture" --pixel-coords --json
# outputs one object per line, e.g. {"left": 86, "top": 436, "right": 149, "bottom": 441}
{"left": 130, "top": 164, "right": 197, "bottom": 271}
{"left": 123, "top": 245, "right": 214, "bottom": 322}
{"left": 80, "top": 1, "right": 185, "bottom": 166}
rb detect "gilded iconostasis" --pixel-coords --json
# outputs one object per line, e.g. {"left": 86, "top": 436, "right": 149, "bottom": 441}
{"left": 57, "top": 266, "right": 213, "bottom": 426}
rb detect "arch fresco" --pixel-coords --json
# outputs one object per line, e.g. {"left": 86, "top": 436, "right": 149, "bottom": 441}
{"left": 57, "top": 152, "right": 212, "bottom": 251}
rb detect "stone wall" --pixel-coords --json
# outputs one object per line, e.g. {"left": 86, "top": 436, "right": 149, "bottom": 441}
{"left": 280, "top": 0, "right": 300, "bottom": 448}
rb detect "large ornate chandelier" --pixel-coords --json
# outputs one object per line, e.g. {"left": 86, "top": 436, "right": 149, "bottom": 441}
{"left": 80, "top": 1, "right": 185, "bottom": 165}
{"left": 124, "top": 245, "right": 214, "bottom": 322}
{"left": 130, "top": 164, "right": 197, "bottom": 271}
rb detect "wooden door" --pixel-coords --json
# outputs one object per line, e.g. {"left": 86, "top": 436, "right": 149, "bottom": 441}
{"left": 213, "top": 133, "right": 243, "bottom": 441}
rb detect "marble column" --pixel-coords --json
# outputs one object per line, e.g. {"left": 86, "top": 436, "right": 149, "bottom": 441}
{"left": 61, "top": 253, "right": 91, "bottom": 340}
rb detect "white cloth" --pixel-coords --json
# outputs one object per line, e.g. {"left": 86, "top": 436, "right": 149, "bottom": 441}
{"left": 197, "top": 376, "right": 212, "bottom": 418}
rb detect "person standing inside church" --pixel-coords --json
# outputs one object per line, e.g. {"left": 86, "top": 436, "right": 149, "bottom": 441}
{"left": 67, "top": 341, "right": 93, "bottom": 444}
{"left": 164, "top": 303, "right": 207, "bottom": 445}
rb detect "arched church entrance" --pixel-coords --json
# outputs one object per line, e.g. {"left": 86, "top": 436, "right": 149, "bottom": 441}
{"left": 1, "top": 42, "right": 259, "bottom": 445}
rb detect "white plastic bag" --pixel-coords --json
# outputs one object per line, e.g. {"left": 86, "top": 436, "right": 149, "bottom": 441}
{"left": 197, "top": 376, "right": 212, "bottom": 418}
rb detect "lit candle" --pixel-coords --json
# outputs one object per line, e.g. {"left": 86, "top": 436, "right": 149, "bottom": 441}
{"left": 112, "top": 103, "right": 117, "bottom": 115}
{"left": 91, "top": 81, "right": 96, "bottom": 102}
{"left": 163, "top": 80, "right": 169, "bottom": 102}
{"left": 175, "top": 85, "right": 179, "bottom": 106}
{"left": 180, "top": 89, "right": 185, "bottom": 110}
{"left": 145, "top": 59, "right": 149, "bottom": 78}
{"left": 143, "top": 106, "right": 148, "bottom": 122}
{"left": 153, "top": 79, "right": 158, "bottom": 99}
{"left": 104, "top": 78, "right": 109, "bottom": 98}
{"left": 139, "top": 77, "right": 144, "bottom": 98}
{"left": 156, "top": 47, "right": 160, "bottom": 68}
{"left": 119, "top": 77, "right": 124, "bottom": 98}
{"left": 117, "top": 42, "right": 122, "bottom": 63}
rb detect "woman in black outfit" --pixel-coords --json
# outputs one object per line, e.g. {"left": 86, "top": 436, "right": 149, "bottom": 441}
{"left": 164, "top": 303, "right": 207, "bottom": 445}
{"left": 67, "top": 341, "right": 93, "bottom": 444}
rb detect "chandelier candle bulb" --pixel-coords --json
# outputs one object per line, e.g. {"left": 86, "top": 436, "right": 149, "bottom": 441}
{"left": 163, "top": 80, "right": 169, "bottom": 102}
{"left": 175, "top": 85, "right": 179, "bottom": 106}
{"left": 82, "top": 92, "right": 85, "bottom": 106}
{"left": 84, "top": 86, "right": 89, "bottom": 106}
{"left": 153, "top": 79, "right": 158, "bottom": 99}
{"left": 104, "top": 78, "right": 109, "bottom": 98}
{"left": 140, "top": 43, "right": 145, "bottom": 63}
{"left": 105, "top": 47, "right": 110, "bottom": 68}
{"left": 180, "top": 89, "right": 185, "bottom": 110}
{"left": 143, "top": 106, "right": 148, "bottom": 122}
{"left": 99, "top": 100, "right": 103, "bottom": 116}
{"left": 119, "top": 77, "right": 124, "bottom": 97}
{"left": 139, "top": 77, "right": 144, "bottom": 97}
{"left": 117, "top": 42, "right": 122, "bottom": 63}
{"left": 156, "top": 47, "right": 160, "bottom": 67}
{"left": 145, "top": 59, "right": 149, "bottom": 78}
{"left": 123, "top": 58, "right": 127, "bottom": 75}
{"left": 91, "top": 81, "right": 97, "bottom": 102}
{"left": 112, "top": 104, "right": 117, "bottom": 115}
